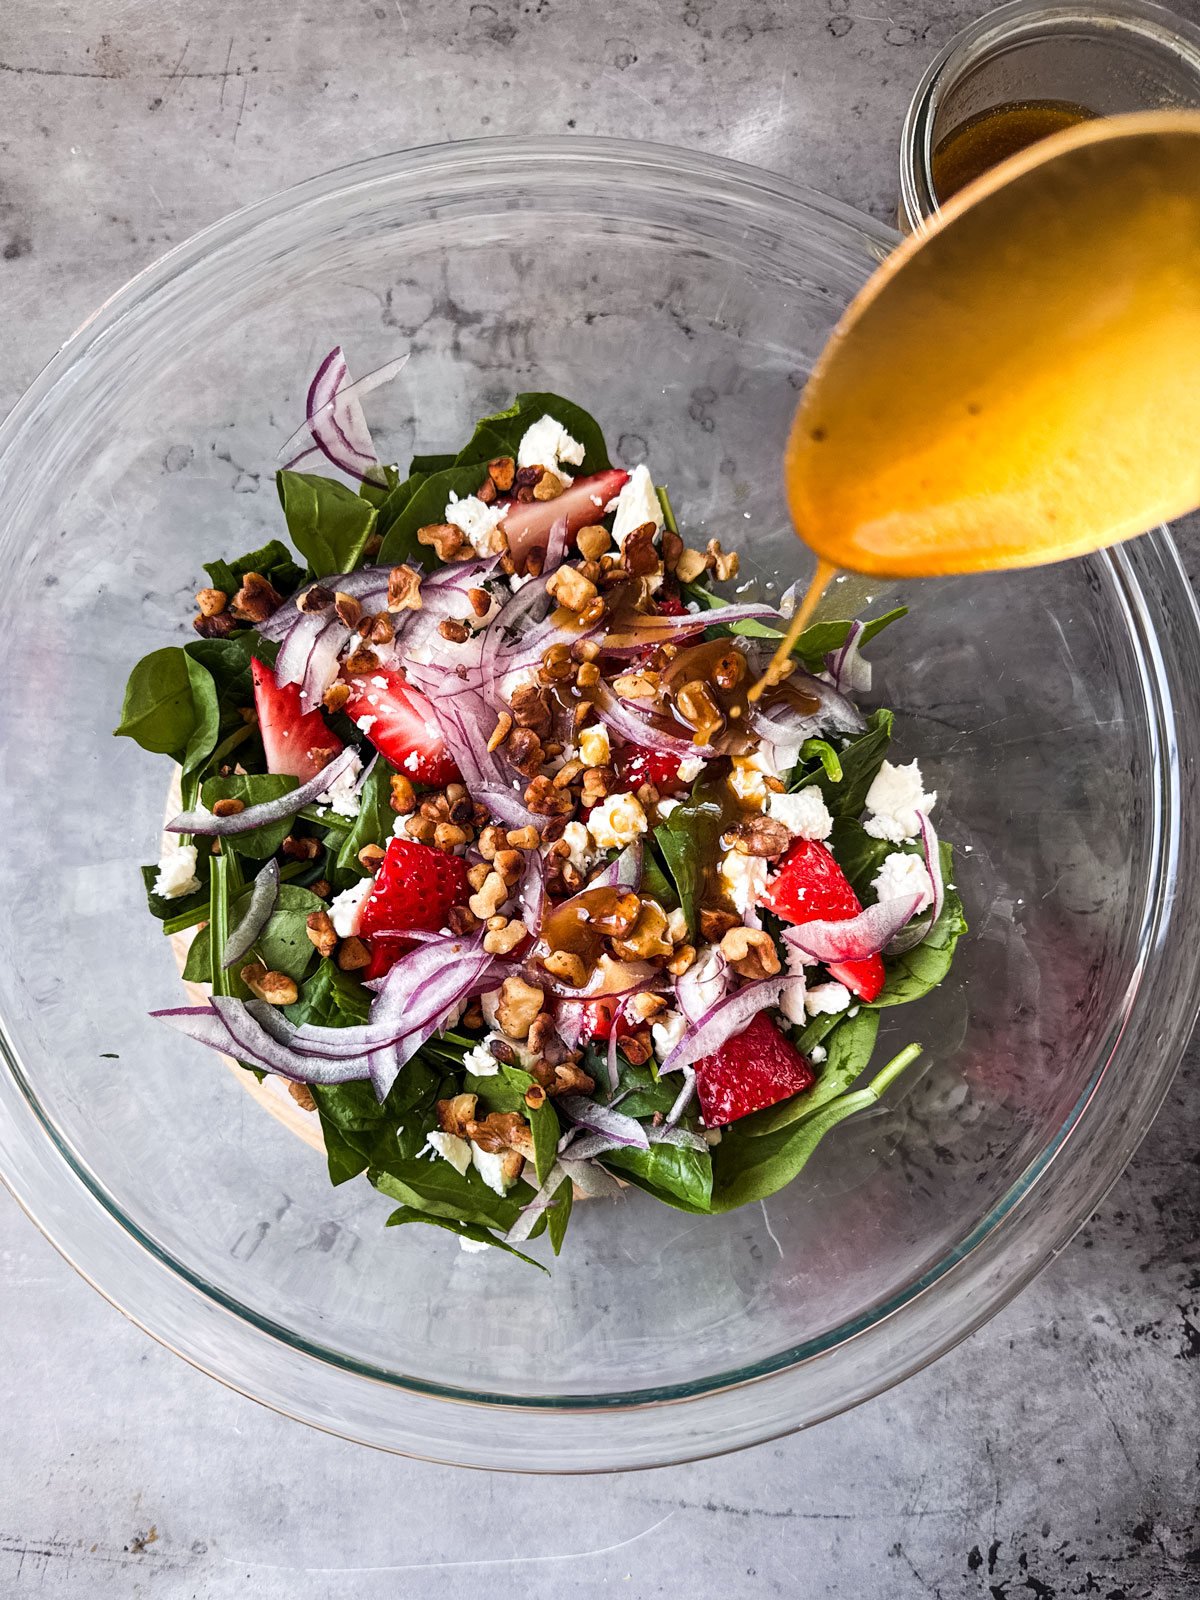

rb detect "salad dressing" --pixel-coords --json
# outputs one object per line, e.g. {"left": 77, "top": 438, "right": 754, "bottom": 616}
{"left": 749, "top": 112, "right": 1200, "bottom": 700}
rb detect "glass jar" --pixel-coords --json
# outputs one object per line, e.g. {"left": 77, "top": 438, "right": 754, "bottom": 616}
{"left": 900, "top": 0, "right": 1200, "bottom": 229}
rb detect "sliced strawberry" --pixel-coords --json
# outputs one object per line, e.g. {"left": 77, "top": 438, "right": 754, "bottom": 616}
{"left": 656, "top": 593, "right": 687, "bottom": 617}
{"left": 616, "top": 742, "right": 689, "bottom": 794}
{"left": 694, "top": 1012, "right": 814, "bottom": 1126}
{"left": 500, "top": 468, "right": 630, "bottom": 563}
{"left": 251, "top": 656, "right": 343, "bottom": 784}
{"left": 574, "top": 996, "right": 639, "bottom": 1043}
{"left": 760, "top": 837, "right": 884, "bottom": 1002}
{"left": 357, "top": 836, "right": 472, "bottom": 979}
{"left": 342, "top": 668, "right": 460, "bottom": 787}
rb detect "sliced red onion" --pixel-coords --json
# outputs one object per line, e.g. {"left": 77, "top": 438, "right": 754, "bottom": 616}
{"left": 557, "top": 1094, "right": 650, "bottom": 1149}
{"left": 587, "top": 839, "right": 644, "bottom": 891}
{"left": 153, "top": 1002, "right": 368, "bottom": 1086}
{"left": 257, "top": 563, "right": 401, "bottom": 645}
{"left": 783, "top": 890, "right": 926, "bottom": 964}
{"left": 594, "top": 685, "right": 715, "bottom": 761}
{"left": 676, "top": 949, "right": 730, "bottom": 1025}
{"left": 558, "top": 1131, "right": 629, "bottom": 1162}
{"left": 519, "top": 851, "right": 546, "bottom": 940}
{"left": 166, "top": 746, "right": 360, "bottom": 836}
{"left": 600, "top": 602, "right": 781, "bottom": 654}
{"left": 221, "top": 858, "right": 280, "bottom": 969}
{"left": 659, "top": 975, "right": 788, "bottom": 1076}
{"left": 749, "top": 670, "right": 866, "bottom": 746}
{"left": 543, "top": 516, "right": 570, "bottom": 575}
{"left": 561, "top": 1157, "right": 623, "bottom": 1198}
{"left": 664, "top": 1065, "right": 696, "bottom": 1127}
{"left": 279, "top": 348, "right": 409, "bottom": 486}
{"left": 605, "top": 1026, "right": 620, "bottom": 1097}
{"left": 886, "top": 811, "right": 945, "bottom": 956}
{"left": 825, "top": 619, "right": 871, "bottom": 696}
{"left": 505, "top": 1160, "right": 569, "bottom": 1245}
{"left": 649, "top": 1122, "right": 707, "bottom": 1152}
{"left": 303, "top": 617, "right": 351, "bottom": 705}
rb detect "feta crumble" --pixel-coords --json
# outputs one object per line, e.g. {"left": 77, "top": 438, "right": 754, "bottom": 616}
{"left": 472, "top": 1143, "right": 515, "bottom": 1197}
{"left": 459, "top": 1236, "right": 491, "bottom": 1253}
{"left": 651, "top": 1008, "right": 687, "bottom": 1062}
{"left": 355, "top": 714, "right": 377, "bottom": 736}
{"left": 578, "top": 724, "right": 611, "bottom": 767}
{"left": 445, "top": 491, "right": 507, "bottom": 556}
{"left": 587, "top": 790, "right": 648, "bottom": 850}
{"left": 768, "top": 785, "right": 833, "bottom": 841}
{"left": 329, "top": 875, "right": 374, "bottom": 937}
{"left": 425, "top": 1130, "right": 472, "bottom": 1176}
{"left": 319, "top": 750, "right": 364, "bottom": 818}
{"left": 611, "top": 463, "right": 664, "bottom": 544}
{"left": 779, "top": 943, "right": 809, "bottom": 1024}
{"left": 805, "top": 982, "right": 852, "bottom": 1017}
{"left": 462, "top": 1037, "right": 502, "bottom": 1077}
{"left": 152, "top": 843, "right": 201, "bottom": 900}
{"left": 810, "top": 1043, "right": 828, "bottom": 1065}
{"left": 690, "top": 944, "right": 728, "bottom": 1011}
{"left": 720, "top": 848, "right": 768, "bottom": 914}
{"left": 656, "top": 797, "right": 681, "bottom": 820}
{"left": 560, "top": 819, "right": 602, "bottom": 874}
{"left": 871, "top": 850, "right": 934, "bottom": 913}
{"left": 516, "top": 413, "right": 585, "bottom": 479}
{"left": 677, "top": 755, "right": 705, "bottom": 784}
{"left": 864, "top": 759, "right": 937, "bottom": 842}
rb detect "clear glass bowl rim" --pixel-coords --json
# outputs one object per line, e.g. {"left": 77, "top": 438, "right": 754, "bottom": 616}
{"left": 2, "top": 134, "right": 1199, "bottom": 1470}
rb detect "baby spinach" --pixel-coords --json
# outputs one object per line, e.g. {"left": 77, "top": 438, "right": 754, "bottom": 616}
{"left": 653, "top": 787, "right": 725, "bottom": 939}
{"left": 546, "top": 1177, "right": 573, "bottom": 1256}
{"left": 383, "top": 1207, "right": 547, "bottom": 1271}
{"left": 183, "top": 883, "right": 326, "bottom": 987}
{"left": 467, "top": 1063, "right": 561, "bottom": 1187}
{"left": 276, "top": 470, "right": 378, "bottom": 578}
{"left": 408, "top": 452, "right": 458, "bottom": 475}
{"left": 825, "top": 816, "right": 893, "bottom": 901}
{"left": 203, "top": 538, "right": 304, "bottom": 599}
{"left": 376, "top": 462, "right": 495, "bottom": 566}
{"left": 115, "top": 647, "right": 220, "bottom": 774}
{"left": 639, "top": 851, "right": 679, "bottom": 912}
{"left": 798, "top": 709, "right": 892, "bottom": 817}
{"left": 455, "top": 392, "right": 611, "bottom": 475}
{"left": 140, "top": 861, "right": 210, "bottom": 925}
{"left": 199, "top": 773, "right": 298, "bottom": 858}
{"left": 875, "top": 849, "right": 966, "bottom": 1007}
{"left": 790, "top": 605, "right": 908, "bottom": 669}
{"left": 602, "top": 1141, "right": 714, "bottom": 1211}
{"left": 370, "top": 1159, "right": 528, "bottom": 1233}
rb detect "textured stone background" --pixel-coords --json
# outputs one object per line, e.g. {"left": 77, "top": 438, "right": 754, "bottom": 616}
{"left": 1, "top": 2, "right": 1199, "bottom": 1595}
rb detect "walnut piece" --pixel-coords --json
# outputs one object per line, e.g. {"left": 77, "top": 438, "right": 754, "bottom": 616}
{"left": 721, "top": 816, "right": 791, "bottom": 858}
{"left": 505, "top": 726, "right": 544, "bottom": 778}
{"left": 488, "top": 456, "right": 516, "bottom": 492}
{"left": 286, "top": 1081, "right": 317, "bottom": 1112}
{"left": 344, "top": 643, "right": 379, "bottom": 675}
{"left": 336, "top": 937, "right": 372, "bottom": 971}
{"left": 240, "top": 965, "right": 299, "bottom": 1006}
{"left": 524, "top": 775, "right": 574, "bottom": 816}
{"left": 495, "top": 975, "right": 545, "bottom": 1039}
{"left": 575, "top": 525, "right": 610, "bottom": 560}
{"left": 193, "top": 611, "right": 239, "bottom": 639}
{"left": 296, "top": 584, "right": 335, "bottom": 615}
{"left": 386, "top": 563, "right": 422, "bottom": 613}
{"left": 719, "top": 925, "right": 782, "bottom": 980}
{"left": 231, "top": 572, "right": 283, "bottom": 623}
{"left": 305, "top": 910, "right": 338, "bottom": 959}
{"left": 468, "top": 871, "right": 509, "bottom": 920}
{"left": 438, "top": 1092, "right": 479, "bottom": 1137}
{"left": 674, "top": 547, "right": 710, "bottom": 584}
{"left": 389, "top": 775, "right": 416, "bottom": 814}
{"left": 707, "top": 539, "right": 739, "bottom": 581}
{"left": 544, "top": 564, "right": 598, "bottom": 613}
{"left": 487, "top": 711, "right": 513, "bottom": 753}
{"left": 542, "top": 949, "right": 588, "bottom": 987}
{"left": 611, "top": 901, "right": 673, "bottom": 961}
{"left": 195, "top": 587, "right": 227, "bottom": 617}
{"left": 622, "top": 522, "right": 660, "bottom": 577}
{"left": 532, "top": 470, "right": 565, "bottom": 501}
{"left": 323, "top": 681, "right": 350, "bottom": 714}
{"left": 483, "top": 918, "right": 528, "bottom": 956}
{"left": 417, "top": 522, "right": 468, "bottom": 561}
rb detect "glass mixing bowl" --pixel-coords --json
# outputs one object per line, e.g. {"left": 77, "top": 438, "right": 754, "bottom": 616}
{"left": 1, "top": 138, "right": 1198, "bottom": 1472}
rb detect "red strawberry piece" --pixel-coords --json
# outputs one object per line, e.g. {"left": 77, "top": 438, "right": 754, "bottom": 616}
{"left": 499, "top": 468, "right": 630, "bottom": 564}
{"left": 251, "top": 656, "right": 343, "bottom": 784}
{"left": 656, "top": 593, "right": 687, "bottom": 616}
{"left": 616, "top": 742, "right": 688, "bottom": 794}
{"left": 342, "top": 668, "right": 460, "bottom": 787}
{"left": 693, "top": 1011, "right": 815, "bottom": 1126}
{"left": 575, "top": 996, "right": 638, "bottom": 1043}
{"left": 357, "top": 836, "right": 472, "bottom": 979}
{"left": 760, "top": 837, "right": 885, "bottom": 1002}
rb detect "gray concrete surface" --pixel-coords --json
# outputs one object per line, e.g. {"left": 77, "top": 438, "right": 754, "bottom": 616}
{"left": 2, "top": 2, "right": 1199, "bottom": 1595}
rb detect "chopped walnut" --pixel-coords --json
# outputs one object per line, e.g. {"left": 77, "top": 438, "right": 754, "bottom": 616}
{"left": 509, "top": 683, "right": 553, "bottom": 736}
{"left": 575, "top": 525, "right": 610, "bottom": 561}
{"left": 661, "top": 529, "right": 684, "bottom": 573}
{"left": 578, "top": 595, "right": 607, "bottom": 627}
{"left": 405, "top": 814, "right": 437, "bottom": 844}
{"left": 417, "top": 522, "right": 468, "bottom": 561}
{"left": 447, "top": 905, "right": 480, "bottom": 936}
{"left": 477, "top": 824, "right": 508, "bottom": 860}
{"left": 467, "top": 587, "right": 492, "bottom": 618}
{"left": 524, "top": 775, "right": 574, "bottom": 815}
{"left": 389, "top": 775, "right": 416, "bottom": 814}
{"left": 493, "top": 848, "right": 525, "bottom": 885}
{"left": 700, "top": 906, "right": 742, "bottom": 941}
{"left": 240, "top": 965, "right": 298, "bottom": 1005}
{"left": 323, "top": 682, "right": 351, "bottom": 713}
{"left": 712, "top": 648, "right": 747, "bottom": 691}
{"left": 306, "top": 743, "right": 342, "bottom": 772}
{"left": 580, "top": 766, "right": 612, "bottom": 807}
{"left": 621, "top": 1028, "right": 654, "bottom": 1066}
{"left": 532, "top": 470, "right": 566, "bottom": 501}
{"left": 310, "top": 878, "right": 331, "bottom": 899}
{"left": 721, "top": 816, "right": 791, "bottom": 858}
{"left": 286, "top": 1081, "right": 317, "bottom": 1112}
{"left": 544, "top": 564, "right": 598, "bottom": 613}
{"left": 542, "top": 949, "right": 588, "bottom": 987}
{"left": 357, "top": 844, "right": 386, "bottom": 872}
{"left": 707, "top": 539, "right": 739, "bottom": 581}
{"left": 487, "top": 711, "right": 513, "bottom": 753}
{"left": 549, "top": 1062, "right": 595, "bottom": 1097}
{"left": 468, "top": 871, "right": 509, "bottom": 920}
{"left": 211, "top": 797, "right": 245, "bottom": 818}
{"left": 466, "top": 861, "right": 491, "bottom": 891}
{"left": 505, "top": 727, "right": 544, "bottom": 777}
{"left": 476, "top": 475, "right": 498, "bottom": 506}
{"left": 612, "top": 670, "right": 659, "bottom": 700}
{"left": 344, "top": 642, "right": 379, "bottom": 675}
{"left": 438, "top": 618, "right": 471, "bottom": 644}
{"left": 433, "top": 821, "right": 470, "bottom": 852}
{"left": 719, "top": 925, "right": 782, "bottom": 980}
{"left": 305, "top": 910, "right": 338, "bottom": 959}
{"left": 506, "top": 825, "right": 541, "bottom": 850}
{"left": 483, "top": 918, "right": 528, "bottom": 956}
{"left": 674, "top": 680, "right": 724, "bottom": 741}
{"left": 386, "top": 564, "right": 422, "bottom": 613}
{"left": 630, "top": 992, "right": 668, "bottom": 1021}
{"left": 231, "top": 572, "right": 283, "bottom": 623}
{"left": 336, "top": 937, "right": 372, "bottom": 971}
{"left": 611, "top": 900, "right": 673, "bottom": 961}
{"left": 495, "top": 975, "right": 545, "bottom": 1039}
{"left": 195, "top": 587, "right": 227, "bottom": 617}
{"left": 193, "top": 611, "right": 239, "bottom": 639}
{"left": 553, "top": 758, "right": 585, "bottom": 789}
{"left": 622, "top": 522, "right": 660, "bottom": 577}
{"left": 438, "top": 1092, "right": 479, "bottom": 1137}
{"left": 488, "top": 456, "right": 516, "bottom": 492}
{"left": 334, "top": 591, "right": 362, "bottom": 629}
{"left": 666, "top": 943, "right": 697, "bottom": 976}
{"left": 296, "top": 584, "right": 335, "bottom": 614}
{"left": 281, "top": 834, "right": 321, "bottom": 860}
{"left": 367, "top": 613, "right": 395, "bottom": 645}
{"left": 674, "top": 547, "right": 710, "bottom": 584}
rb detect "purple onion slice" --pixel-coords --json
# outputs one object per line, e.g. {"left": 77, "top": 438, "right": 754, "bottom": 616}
{"left": 782, "top": 889, "right": 927, "bottom": 964}
{"left": 885, "top": 812, "right": 945, "bottom": 956}
{"left": 221, "top": 858, "right": 280, "bottom": 970}
{"left": 165, "top": 746, "right": 360, "bottom": 836}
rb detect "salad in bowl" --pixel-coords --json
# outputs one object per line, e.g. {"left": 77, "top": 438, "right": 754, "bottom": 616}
{"left": 119, "top": 350, "right": 965, "bottom": 1267}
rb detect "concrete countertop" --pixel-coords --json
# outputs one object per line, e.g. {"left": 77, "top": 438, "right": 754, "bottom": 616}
{"left": 1, "top": 2, "right": 1198, "bottom": 1594}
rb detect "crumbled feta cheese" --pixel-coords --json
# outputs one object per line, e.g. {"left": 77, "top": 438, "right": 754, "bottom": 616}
{"left": 656, "top": 797, "right": 681, "bottom": 820}
{"left": 462, "top": 1037, "right": 501, "bottom": 1077}
{"left": 319, "top": 750, "right": 364, "bottom": 818}
{"left": 578, "top": 724, "right": 611, "bottom": 767}
{"left": 651, "top": 1008, "right": 687, "bottom": 1062}
{"left": 720, "top": 849, "right": 768, "bottom": 914}
{"left": 508, "top": 569, "right": 536, "bottom": 590}
{"left": 403, "top": 751, "right": 421, "bottom": 774}
{"left": 587, "top": 790, "right": 648, "bottom": 851}
{"left": 560, "top": 819, "right": 602, "bottom": 875}
{"left": 425, "top": 1130, "right": 472, "bottom": 1175}
{"left": 329, "top": 875, "right": 374, "bottom": 937}
{"left": 472, "top": 1143, "right": 515, "bottom": 1196}
{"left": 805, "top": 982, "right": 852, "bottom": 1017}
{"left": 677, "top": 755, "right": 705, "bottom": 784}
{"left": 370, "top": 675, "right": 388, "bottom": 688}
{"left": 810, "top": 1044, "right": 827, "bottom": 1064}
{"left": 611, "top": 463, "right": 664, "bottom": 544}
{"left": 459, "top": 1235, "right": 491, "bottom": 1253}
{"left": 152, "top": 843, "right": 201, "bottom": 900}
{"left": 769, "top": 786, "right": 833, "bottom": 841}
{"left": 355, "top": 714, "right": 377, "bottom": 736}
{"left": 729, "top": 759, "right": 769, "bottom": 809}
{"left": 516, "top": 413, "right": 585, "bottom": 479}
{"left": 871, "top": 850, "right": 934, "bottom": 913}
{"left": 666, "top": 906, "right": 689, "bottom": 944}
{"left": 863, "top": 759, "right": 937, "bottom": 842}
{"left": 445, "top": 491, "right": 507, "bottom": 556}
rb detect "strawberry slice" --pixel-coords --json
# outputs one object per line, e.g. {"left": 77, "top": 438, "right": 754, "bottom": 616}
{"left": 500, "top": 468, "right": 630, "bottom": 563}
{"left": 357, "top": 836, "right": 472, "bottom": 979}
{"left": 694, "top": 1012, "right": 814, "bottom": 1126}
{"left": 616, "top": 742, "right": 689, "bottom": 794}
{"left": 655, "top": 593, "right": 687, "bottom": 617}
{"left": 760, "top": 837, "right": 885, "bottom": 1002}
{"left": 342, "top": 668, "right": 460, "bottom": 787}
{"left": 574, "top": 996, "right": 638, "bottom": 1043}
{"left": 251, "top": 656, "right": 343, "bottom": 784}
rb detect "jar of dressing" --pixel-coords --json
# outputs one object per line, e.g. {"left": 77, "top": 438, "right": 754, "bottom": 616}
{"left": 899, "top": 0, "right": 1200, "bottom": 230}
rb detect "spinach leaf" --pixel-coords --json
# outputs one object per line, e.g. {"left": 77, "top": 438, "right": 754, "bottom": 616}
{"left": 311, "top": 1057, "right": 444, "bottom": 1187}
{"left": 595, "top": 1057, "right": 678, "bottom": 1120}
{"left": 183, "top": 883, "right": 325, "bottom": 986}
{"left": 115, "top": 647, "right": 220, "bottom": 774}
{"left": 408, "top": 453, "right": 457, "bottom": 475}
{"left": 276, "top": 470, "right": 378, "bottom": 578}
{"left": 653, "top": 787, "right": 725, "bottom": 939}
{"left": 800, "top": 738, "right": 842, "bottom": 782}
{"left": 639, "top": 850, "right": 678, "bottom": 912}
{"left": 370, "top": 1160, "right": 527, "bottom": 1232}
{"left": 454, "top": 393, "right": 611, "bottom": 474}
{"left": 789, "top": 605, "right": 908, "bottom": 668}
{"left": 200, "top": 773, "right": 298, "bottom": 858}
{"left": 745, "top": 1007, "right": 880, "bottom": 1137}
{"left": 383, "top": 1206, "right": 548, "bottom": 1271}
{"left": 357, "top": 464, "right": 400, "bottom": 511}
{"left": 826, "top": 816, "right": 893, "bottom": 902}
{"left": 375, "top": 462, "right": 496, "bottom": 566}
{"left": 602, "top": 1141, "right": 714, "bottom": 1211}
{"left": 204, "top": 538, "right": 304, "bottom": 599}
{"left": 287, "top": 958, "right": 372, "bottom": 1028}
{"left": 184, "top": 634, "right": 256, "bottom": 733}
{"left": 709, "top": 1044, "right": 922, "bottom": 1211}
{"left": 874, "top": 847, "right": 966, "bottom": 1007}
{"left": 334, "top": 757, "right": 397, "bottom": 878}
{"left": 798, "top": 709, "right": 892, "bottom": 817}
